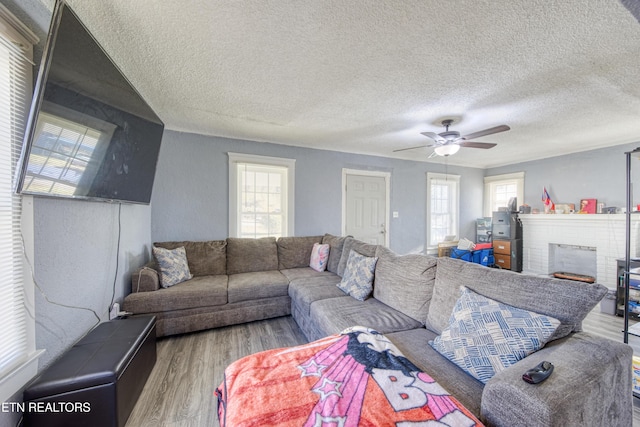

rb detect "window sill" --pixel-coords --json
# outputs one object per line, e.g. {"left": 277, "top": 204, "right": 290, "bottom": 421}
{"left": 0, "top": 349, "right": 45, "bottom": 402}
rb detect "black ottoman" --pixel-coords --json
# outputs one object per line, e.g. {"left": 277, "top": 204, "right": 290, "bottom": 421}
{"left": 23, "top": 315, "right": 156, "bottom": 427}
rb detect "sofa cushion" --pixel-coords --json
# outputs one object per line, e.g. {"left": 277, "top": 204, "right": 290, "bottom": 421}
{"left": 279, "top": 267, "right": 338, "bottom": 282}
{"left": 123, "top": 275, "right": 228, "bottom": 313}
{"left": 288, "top": 275, "right": 347, "bottom": 315}
{"left": 155, "top": 240, "right": 227, "bottom": 276}
{"left": 336, "top": 250, "right": 378, "bottom": 301}
{"left": 386, "top": 328, "right": 483, "bottom": 417}
{"left": 322, "top": 234, "right": 349, "bottom": 274}
{"left": 226, "top": 237, "right": 278, "bottom": 274}
{"left": 152, "top": 246, "right": 193, "bottom": 288}
{"left": 227, "top": 270, "right": 289, "bottom": 303}
{"left": 309, "top": 297, "right": 422, "bottom": 337}
{"left": 276, "top": 236, "right": 323, "bottom": 269}
{"left": 336, "top": 237, "right": 378, "bottom": 277}
{"left": 430, "top": 287, "right": 561, "bottom": 384}
{"left": 426, "top": 257, "right": 607, "bottom": 341}
{"left": 373, "top": 246, "right": 437, "bottom": 324}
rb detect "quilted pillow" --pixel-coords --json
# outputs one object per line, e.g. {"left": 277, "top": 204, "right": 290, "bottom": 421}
{"left": 153, "top": 246, "right": 193, "bottom": 288}
{"left": 309, "top": 243, "right": 330, "bottom": 272}
{"left": 430, "top": 286, "right": 560, "bottom": 384}
{"left": 336, "top": 250, "right": 378, "bottom": 301}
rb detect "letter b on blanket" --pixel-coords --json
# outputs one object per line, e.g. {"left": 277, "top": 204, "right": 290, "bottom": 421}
{"left": 371, "top": 369, "right": 449, "bottom": 411}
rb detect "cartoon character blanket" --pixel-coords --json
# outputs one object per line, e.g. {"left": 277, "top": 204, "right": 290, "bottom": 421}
{"left": 215, "top": 327, "right": 483, "bottom": 426}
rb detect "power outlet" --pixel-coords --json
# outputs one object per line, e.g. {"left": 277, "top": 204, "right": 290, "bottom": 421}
{"left": 109, "top": 302, "right": 120, "bottom": 320}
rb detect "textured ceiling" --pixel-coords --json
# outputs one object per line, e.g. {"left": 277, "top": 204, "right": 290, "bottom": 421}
{"left": 51, "top": 0, "right": 640, "bottom": 168}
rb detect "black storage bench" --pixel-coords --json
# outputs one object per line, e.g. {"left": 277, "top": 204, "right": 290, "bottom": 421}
{"left": 23, "top": 315, "right": 156, "bottom": 427}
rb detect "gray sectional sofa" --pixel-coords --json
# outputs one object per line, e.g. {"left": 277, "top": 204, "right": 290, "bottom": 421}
{"left": 123, "top": 234, "right": 633, "bottom": 426}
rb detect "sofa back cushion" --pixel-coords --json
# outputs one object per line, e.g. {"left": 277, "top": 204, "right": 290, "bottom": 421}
{"left": 322, "top": 234, "right": 349, "bottom": 274}
{"left": 336, "top": 237, "right": 377, "bottom": 277}
{"left": 155, "top": 240, "right": 227, "bottom": 276}
{"left": 276, "top": 236, "right": 323, "bottom": 269}
{"left": 227, "top": 237, "right": 278, "bottom": 274}
{"left": 373, "top": 246, "right": 437, "bottom": 324}
{"left": 426, "top": 257, "right": 608, "bottom": 341}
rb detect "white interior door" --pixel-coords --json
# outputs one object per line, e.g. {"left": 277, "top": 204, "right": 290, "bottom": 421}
{"left": 343, "top": 172, "right": 389, "bottom": 245}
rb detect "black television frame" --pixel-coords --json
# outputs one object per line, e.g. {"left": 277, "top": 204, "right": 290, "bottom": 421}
{"left": 15, "top": 0, "right": 164, "bottom": 205}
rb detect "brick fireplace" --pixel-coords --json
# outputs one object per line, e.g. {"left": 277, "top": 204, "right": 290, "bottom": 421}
{"left": 519, "top": 214, "right": 640, "bottom": 289}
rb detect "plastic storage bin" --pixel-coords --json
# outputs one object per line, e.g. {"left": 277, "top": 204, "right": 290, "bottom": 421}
{"left": 451, "top": 249, "right": 473, "bottom": 262}
{"left": 600, "top": 289, "right": 616, "bottom": 314}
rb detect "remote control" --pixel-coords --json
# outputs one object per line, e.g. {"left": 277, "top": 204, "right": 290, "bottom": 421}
{"left": 522, "top": 361, "right": 554, "bottom": 384}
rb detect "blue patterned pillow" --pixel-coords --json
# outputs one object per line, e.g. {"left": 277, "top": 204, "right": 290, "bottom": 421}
{"left": 336, "top": 250, "right": 378, "bottom": 301}
{"left": 430, "top": 286, "right": 560, "bottom": 383}
{"left": 153, "top": 246, "right": 193, "bottom": 288}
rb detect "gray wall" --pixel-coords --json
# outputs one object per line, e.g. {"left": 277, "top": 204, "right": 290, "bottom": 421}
{"left": 152, "top": 130, "right": 485, "bottom": 254}
{"left": 33, "top": 199, "right": 151, "bottom": 369}
{"left": 486, "top": 142, "right": 640, "bottom": 212}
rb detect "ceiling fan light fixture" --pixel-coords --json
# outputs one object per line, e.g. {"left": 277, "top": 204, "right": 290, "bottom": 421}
{"left": 434, "top": 144, "right": 460, "bottom": 156}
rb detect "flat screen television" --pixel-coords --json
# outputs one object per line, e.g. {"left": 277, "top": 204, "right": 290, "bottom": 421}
{"left": 15, "top": 0, "right": 164, "bottom": 204}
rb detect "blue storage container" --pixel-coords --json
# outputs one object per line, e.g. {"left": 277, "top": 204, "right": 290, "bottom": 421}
{"left": 478, "top": 248, "right": 494, "bottom": 266}
{"left": 451, "top": 249, "right": 473, "bottom": 262}
{"left": 451, "top": 248, "right": 494, "bottom": 266}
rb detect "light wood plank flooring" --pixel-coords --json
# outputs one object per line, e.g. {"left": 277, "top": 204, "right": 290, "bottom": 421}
{"left": 126, "top": 309, "right": 640, "bottom": 427}
{"left": 125, "top": 316, "right": 308, "bottom": 427}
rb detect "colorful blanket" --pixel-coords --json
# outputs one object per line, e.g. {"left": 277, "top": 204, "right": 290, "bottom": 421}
{"left": 216, "top": 327, "right": 483, "bottom": 426}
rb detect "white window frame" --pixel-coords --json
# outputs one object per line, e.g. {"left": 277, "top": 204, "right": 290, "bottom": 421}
{"left": 228, "top": 152, "right": 295, "bottom": 238}
{"left": 484, "top": 172, "right": 525, "bottom": 217}
{"left": 0, "top": 4, "right": 43, "bottom": 402}
{"left": 426, "top": 172, "right": 460, "bottom": 249}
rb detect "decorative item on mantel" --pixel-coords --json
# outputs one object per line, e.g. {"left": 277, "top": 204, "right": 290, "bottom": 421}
{"left": 554, "top": 203, "right": 575, "bottom": 214}
{"left": 578, "top": 198, "right": 597, "bottom": 214}
{"left": 542, "top": 187, "right": 555, "bottom": 213}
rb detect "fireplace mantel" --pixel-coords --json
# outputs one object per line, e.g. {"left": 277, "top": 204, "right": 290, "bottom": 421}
{"left": 518, "top": 213, "right": 640, "bottom": 289}
{"left": 519, "top": 213, "right": 636, "bottom": 222}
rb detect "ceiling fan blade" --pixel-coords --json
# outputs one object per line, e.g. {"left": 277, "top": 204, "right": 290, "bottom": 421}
{"left": 393, "top": 145, "right": 429, "bottom": 153}
{"left": 459, "top": 141, "right": 497, "bottom": 149}
{"left": 420, "top": 131, "right": 444, "bottom": 142}
{"left": 428, "top": 151, "right": 438, "bottom": 159}
{"left": 461, "top": 125, "right": 510, "bottom": 141}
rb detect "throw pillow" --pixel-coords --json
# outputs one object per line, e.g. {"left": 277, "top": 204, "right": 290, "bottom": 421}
{"left": 153, "top": 246, "right": 193, "bottom": 288}
{"left": 309, "top": 243, "right": 330, "bottom": 272}
{"left": 336, "top": 250, "right": 378, "bottom": 301}
{"left": 430, "top": 286, "right": 560, "bottom": 384}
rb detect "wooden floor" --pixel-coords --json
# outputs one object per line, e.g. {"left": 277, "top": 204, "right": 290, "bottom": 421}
{"left": 125, "top": 317, "right": 308, "bottom": 427}
{"left": 126, "top": 309, "right": 640, "bottom": 427}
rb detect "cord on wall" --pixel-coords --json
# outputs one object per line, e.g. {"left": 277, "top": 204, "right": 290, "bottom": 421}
{"left": 108, "top": 202, "right": 122, "bottom": 312}
{"left": 20, "top": 232, "right": 101, "bottom": 329}
{"left": 19, "top": 200, "right": 126, "bottom": 341}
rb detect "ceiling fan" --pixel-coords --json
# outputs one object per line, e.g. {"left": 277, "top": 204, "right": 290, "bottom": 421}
{"left": 394, "top": 119, "right": 510, "bottom": 157}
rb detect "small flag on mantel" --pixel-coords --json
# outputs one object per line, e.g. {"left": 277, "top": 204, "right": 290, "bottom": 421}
{"left": 542, "top": 187, "right": 555, "bottom": 212}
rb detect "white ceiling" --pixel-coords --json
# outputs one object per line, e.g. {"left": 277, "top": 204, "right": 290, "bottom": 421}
{"left": 53, "top": 0, "right": 640, "bottom": 168}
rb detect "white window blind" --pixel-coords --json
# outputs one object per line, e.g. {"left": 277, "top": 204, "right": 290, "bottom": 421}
{"left": 228, "top": 153, "right": 295, "bottom": 238}
{"left": 0, "top": 4, "right": 40, "bottom": 401}
{"left": 427, "top": 173, "right": 460, "bottom": 247}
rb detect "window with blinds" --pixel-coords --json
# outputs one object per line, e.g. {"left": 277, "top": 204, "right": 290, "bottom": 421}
{"left": 0, "top": 4, "right": 40, "bottom": 401}
{"left": 228, "top": 153, "right": 295, "bottom": 238}
{"left": 427, "top": 173, "right": 460, "bottom": 247}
